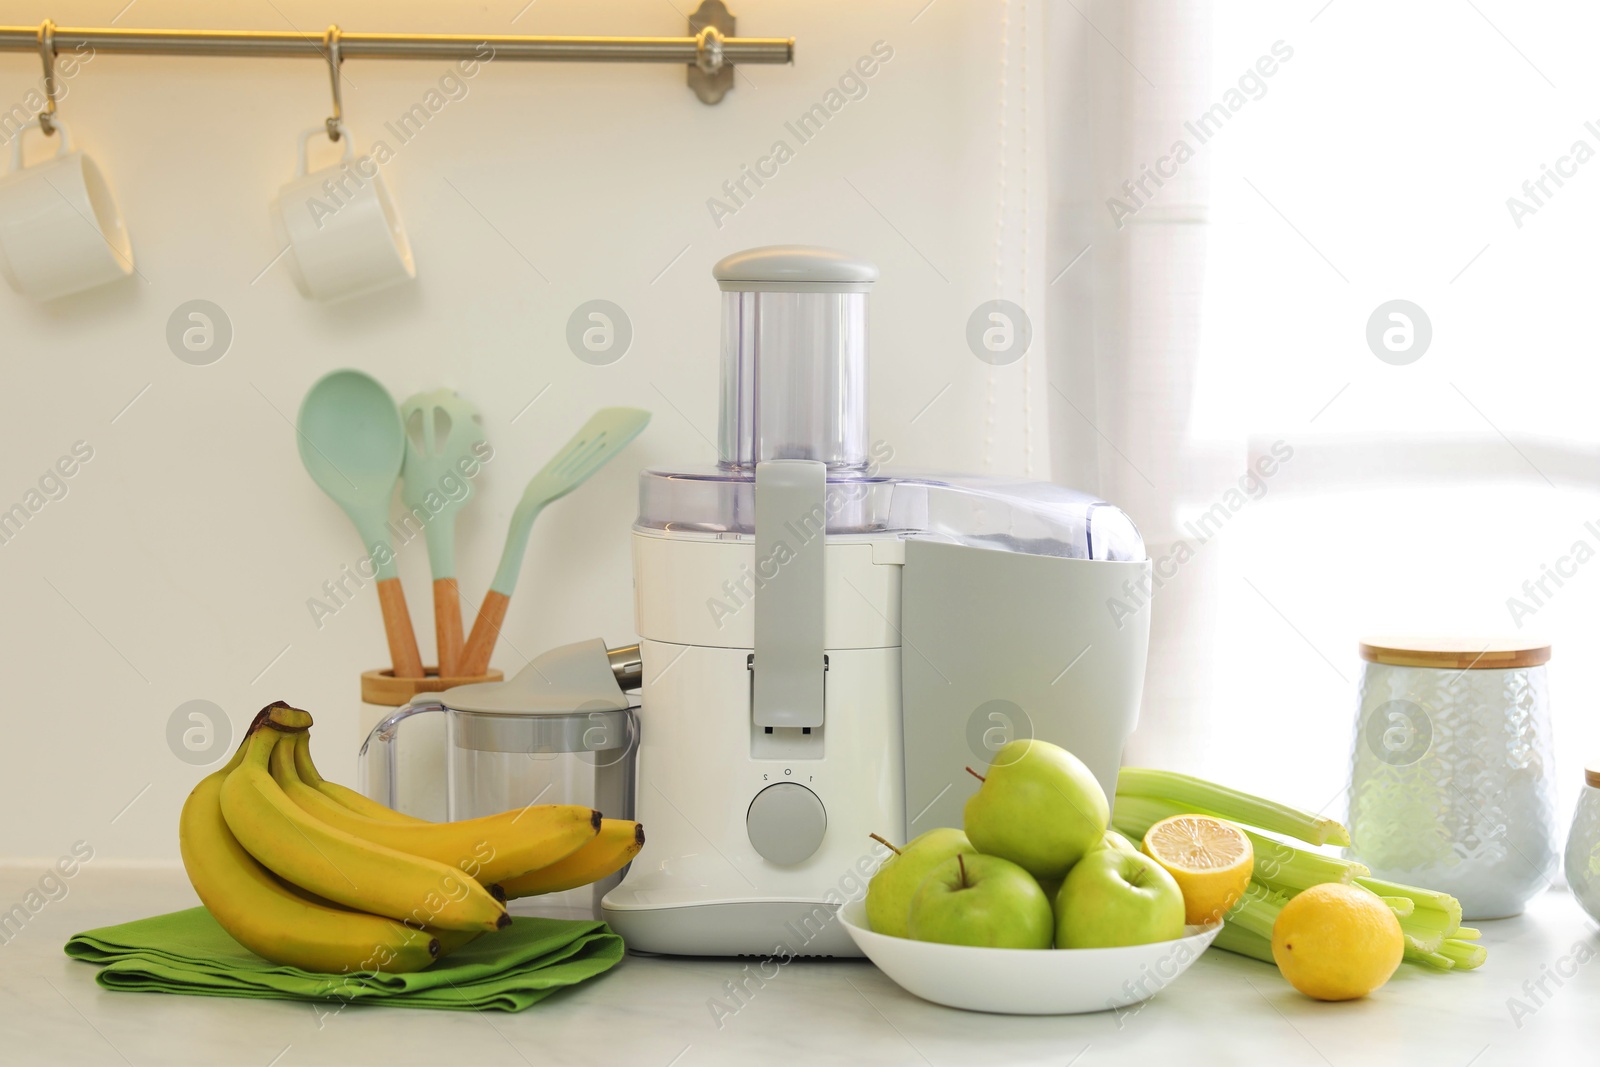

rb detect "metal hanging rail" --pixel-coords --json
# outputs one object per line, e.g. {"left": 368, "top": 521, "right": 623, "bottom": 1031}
{"left": 0, "top": 0, "right": 790, "bottom": 104}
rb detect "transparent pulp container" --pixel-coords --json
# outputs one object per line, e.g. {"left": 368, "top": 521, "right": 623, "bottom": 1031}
{"left": 448, "top": 704, "right": 636, "bottom": 825}
{"left": 360, "top": 639, "right": 640, "bottom": 919}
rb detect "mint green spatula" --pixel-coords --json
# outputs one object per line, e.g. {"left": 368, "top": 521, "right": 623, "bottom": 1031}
{"left": 458, "top": 407, "right": 650, "bottom": 675}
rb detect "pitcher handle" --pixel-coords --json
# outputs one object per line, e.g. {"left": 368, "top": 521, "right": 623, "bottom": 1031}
{"left": 357, "top": 701, "right": 446, "bottom": 810}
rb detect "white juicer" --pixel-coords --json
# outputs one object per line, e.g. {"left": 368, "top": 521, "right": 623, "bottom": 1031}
{"left": 601, "top": 247, "right": 1152, "bottom": 956}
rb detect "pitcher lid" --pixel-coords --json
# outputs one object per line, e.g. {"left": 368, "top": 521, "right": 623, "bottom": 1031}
{"left": 432, "top": 637, "right": 630, "bottom": 714}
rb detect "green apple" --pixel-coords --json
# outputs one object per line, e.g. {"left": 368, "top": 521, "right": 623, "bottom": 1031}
{"left": 864, "top": 828, "right": 977, "bottom": 939}
{"left": 1039, "top": 833, "right": 1129, "bottom": 901}
{"left": 963, "top": 739, "right": 1109, "bottom": 881}
{"left": 1054, "top": 845, "right": 1185, "bottom": 949}
{"left": 1103, "top": 830, "right": 1137, "bottom": 854}
{"left": 907, "top": 853, "right": 1053, "bottom": 949}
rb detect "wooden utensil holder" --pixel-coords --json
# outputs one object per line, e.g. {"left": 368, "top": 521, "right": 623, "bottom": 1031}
{"left": 360, "top": 666, "right": 504, "bottom": 707}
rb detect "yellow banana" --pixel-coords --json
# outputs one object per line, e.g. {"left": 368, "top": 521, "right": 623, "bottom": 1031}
{"left": 497, "top": 819, "right": 645, "bottom": 899}
{"left": 179, "top": 717, "right": 455, "bottom": 974}
{"left": 267, "top": 861, "right": 489, "bottom": 951}
{"left": 292, "top": 730, "right": 424, "bottom": 825}
{"left": 221, "top": 722, "right": 508, "bottom": 932}
{"left": 269, "top": 863, "right": 483, "bottom": 964}
{"left": 269, "top": 732, "right": 601, "bottom": 885}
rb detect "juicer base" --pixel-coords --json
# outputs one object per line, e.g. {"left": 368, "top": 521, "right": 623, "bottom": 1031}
{"left": 600, "top": 896, "right": 863, "bottom": 958}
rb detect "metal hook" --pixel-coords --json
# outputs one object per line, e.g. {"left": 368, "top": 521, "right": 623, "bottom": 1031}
{"left": 37, "top": 19, "right": 58, "bottom": 136}
{"left": 323, "top": 24, "right": 343, "bottom": 142}
{"left": 694, "top": 24, "right": 725, "bottom": 75}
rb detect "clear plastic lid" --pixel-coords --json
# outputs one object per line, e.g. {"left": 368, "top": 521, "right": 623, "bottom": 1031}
{"left": 714, "top": 246, "right": 876, "bottom": 471}
{"left": 637, "top": 466, "right": 1144, "bottom": 562}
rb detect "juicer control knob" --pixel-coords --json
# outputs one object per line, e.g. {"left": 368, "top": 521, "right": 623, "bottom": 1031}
{"left": 746, "top": 783, "right": 826, "bottom": 865}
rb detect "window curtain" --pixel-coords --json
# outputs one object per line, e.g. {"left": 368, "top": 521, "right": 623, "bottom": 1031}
{"left": 1046, "top": 0, "right": 1232, "bottom": 771}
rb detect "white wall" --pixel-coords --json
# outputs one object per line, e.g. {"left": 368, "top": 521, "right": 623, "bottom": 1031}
{"left": 0, "top": 0, "right": 1048, "bottom": 861}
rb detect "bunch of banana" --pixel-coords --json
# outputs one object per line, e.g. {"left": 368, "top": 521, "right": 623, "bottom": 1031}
{"left": 179, "top": 701, "right": 646, "bottom": 975}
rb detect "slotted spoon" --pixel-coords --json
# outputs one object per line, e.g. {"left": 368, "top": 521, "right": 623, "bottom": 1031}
{"left": 400, "top": 388, "right": 486, "bottom": 677}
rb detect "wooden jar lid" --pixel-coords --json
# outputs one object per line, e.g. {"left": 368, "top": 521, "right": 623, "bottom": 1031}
{"left": 1588, "top": 765, "right": 1600, "bottom": 790}
{"left": 1358, "top": 637, "right": 1550, "bottom": 671}
{"left": 361, "top": 667, "right": 505, "bottom": 706}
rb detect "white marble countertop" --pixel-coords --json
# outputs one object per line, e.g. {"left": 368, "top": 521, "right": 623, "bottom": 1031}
{"left": 1, "top": 866, "right": 1593, "bottom": 1066}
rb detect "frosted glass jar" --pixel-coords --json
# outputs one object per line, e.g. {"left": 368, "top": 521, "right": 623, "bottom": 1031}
{"left": 1565, "top": 765, "right": 1600, "bottom": 925}
{"left": 1347, "top": 638, "right": 1557, "bottom": 920}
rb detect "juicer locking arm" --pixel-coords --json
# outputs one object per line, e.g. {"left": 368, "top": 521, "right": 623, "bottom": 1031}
{"left": 750, "top": 460, "right": 828, "bottom": 729}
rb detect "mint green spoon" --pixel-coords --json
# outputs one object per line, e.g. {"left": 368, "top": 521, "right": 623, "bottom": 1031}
{"left": 458, "top": 407, "right": 651, "bottom": 674}
{"left": 296, "top": 370, "right": 424, "bottom": 678}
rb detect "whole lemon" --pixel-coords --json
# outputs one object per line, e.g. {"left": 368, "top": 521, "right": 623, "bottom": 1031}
{"left": 1271, "top": 883, "right": 1403, "bottom": 1001}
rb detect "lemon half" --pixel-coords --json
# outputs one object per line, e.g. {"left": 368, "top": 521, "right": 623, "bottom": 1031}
{"left": 1141, "top": 814, "right": 1253, "bottom": 925}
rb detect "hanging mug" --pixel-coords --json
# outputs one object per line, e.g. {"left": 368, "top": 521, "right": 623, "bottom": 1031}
{"left": 0, "top": 119, "right": 134, "bottom": 301}
{"left": 270, "top": 125, "right": 414, "bottom": 303}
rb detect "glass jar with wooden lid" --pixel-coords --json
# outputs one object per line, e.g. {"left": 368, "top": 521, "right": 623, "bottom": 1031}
{"left": 1346, "top": 637, "right": 1557, "bottom": 920}
{"left": 1565, "top": 764, "right": 1600, "bottom": 925}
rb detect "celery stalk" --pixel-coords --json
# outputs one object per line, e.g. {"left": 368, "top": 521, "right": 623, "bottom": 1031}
{"left": 1439, "top": 939, "right": 1487, "bottom": 970}
{"left": 1212, "top": 922, "right": 1277, "bottom": 964}
{"left": 1109, "top": 793, "right": 1174, "bottom": 840}
{"left": 1406, "top": 947, "right": 1456, "bottom": 970}
{"left": 1356, "top": 877, "right": 1463, "bottom": 935}
{"left": 1381, "top": 896, "right": 1415, "bottom": 918}
{"left": 1118, "top": 768, "right": 1352, "bottom": 847}
{"left": 1400, "top": 908, "right": 1456, "bottom": 954}
{"left": 1406, "top": 906, "right": 1455, "bottom": 934}
{"left": 1452, "top": 927, "right": 1482, "bottom": 941}
{"left": 1249, "top": 831, "right": 1368, "bottom": 894}
{"left": 1404, "top": 931, "right": 1444, "bottom": 955}
{"left": 1223, "top": 880, "right": 1291, "bottom": 940}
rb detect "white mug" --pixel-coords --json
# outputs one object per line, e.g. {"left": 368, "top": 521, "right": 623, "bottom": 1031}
{"left": 271, "top": 126, "right": 414, "bottom": 303}
{"left": 0, "top": 119, "right": 134, "bottom": 301}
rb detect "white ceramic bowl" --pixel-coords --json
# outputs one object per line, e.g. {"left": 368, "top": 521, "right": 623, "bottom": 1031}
{"left": 838, "top": 898, "right": 1221, "bottom": 1015}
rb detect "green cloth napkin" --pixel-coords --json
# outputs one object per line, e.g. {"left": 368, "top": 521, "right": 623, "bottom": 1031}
{"left": 64, "top": 907, "right": 624, "bottom": 1012}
